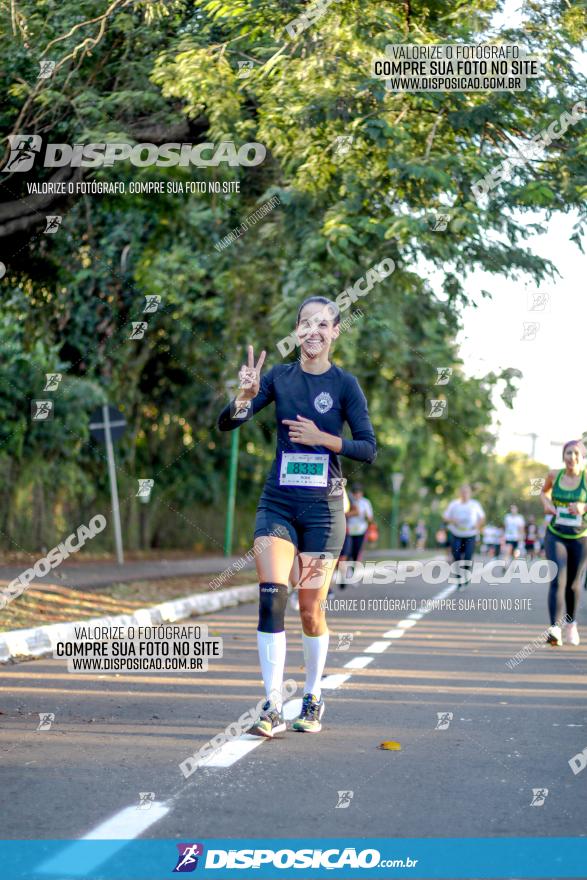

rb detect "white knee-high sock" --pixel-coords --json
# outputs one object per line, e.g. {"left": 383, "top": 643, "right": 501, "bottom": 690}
{"left": 257, "top": 631, "right": 286, "bottom": 710}
{"left": 302, "top": 632, "right": 329, "bottom": 700}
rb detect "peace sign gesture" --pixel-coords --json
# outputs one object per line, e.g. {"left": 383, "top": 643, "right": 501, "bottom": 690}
{"left": 237, "top": 345, "right": 266, "bottom": 401}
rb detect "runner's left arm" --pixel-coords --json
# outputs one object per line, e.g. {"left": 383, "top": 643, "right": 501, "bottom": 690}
{"left": 339, "top": 374, "right": 377, "bottom": 463}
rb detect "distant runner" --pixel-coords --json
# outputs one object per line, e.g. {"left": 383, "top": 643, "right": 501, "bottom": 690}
{"left": 443, "top": 484, "right": 485, "bottom": 581}
{"left": 540, "top": 440, "right": 587, "bottom": 646}
{"left": 504, "top": 504, "right": 525, "bottom": 559}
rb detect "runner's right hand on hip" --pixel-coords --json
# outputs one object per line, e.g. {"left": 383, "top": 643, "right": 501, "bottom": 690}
{"left": 237, "top": 345, "right": 266, "bottom": 400}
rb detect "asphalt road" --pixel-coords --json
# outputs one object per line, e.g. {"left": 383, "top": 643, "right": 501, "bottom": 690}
{"left": 1, "top": 562, "right": 586, "bottom": 846}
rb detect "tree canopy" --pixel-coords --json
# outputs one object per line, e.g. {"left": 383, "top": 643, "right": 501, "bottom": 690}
{"left": 0, "top": 0, "right": 585, "bottom": 552}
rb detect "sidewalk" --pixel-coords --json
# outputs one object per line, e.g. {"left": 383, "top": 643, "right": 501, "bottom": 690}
{"left": 0, "top": 548, "right": 434, "bottom": 590}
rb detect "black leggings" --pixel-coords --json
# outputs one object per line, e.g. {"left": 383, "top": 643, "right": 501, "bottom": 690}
{"left": 544, "top": 530, "right": 587, "bottom": 625}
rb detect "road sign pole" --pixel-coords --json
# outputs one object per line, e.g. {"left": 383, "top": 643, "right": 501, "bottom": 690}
{"left": 224, "top": 427, "right": 239, "bottom": 556}
{"left": 103, "top": 404, "right": 124, "bottom": 565}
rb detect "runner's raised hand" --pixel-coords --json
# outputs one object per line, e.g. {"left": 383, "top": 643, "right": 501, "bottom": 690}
{"left": 237, "top": 345, "right": 266, "bottom": 401}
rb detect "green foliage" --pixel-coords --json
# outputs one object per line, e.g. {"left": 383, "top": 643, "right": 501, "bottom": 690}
{"left": 0, "top": 0, "right": 585, "bottom": 550}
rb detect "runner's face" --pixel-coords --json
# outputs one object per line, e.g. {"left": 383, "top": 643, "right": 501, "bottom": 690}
{"left": 564, "top": 445, "right": 583, "bottom": 470}
{"left": 296, "top": 303, "right": 339, "bottom": 358}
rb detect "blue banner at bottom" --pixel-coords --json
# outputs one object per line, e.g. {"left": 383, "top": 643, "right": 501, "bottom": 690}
{"left": 3, "top": 838, "right": 586, "bottom": 879}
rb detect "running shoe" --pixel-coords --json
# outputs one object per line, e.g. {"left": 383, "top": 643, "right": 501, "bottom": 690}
{"left": 564, "top": 621, "right": 580, "bottom": 646}
{"left": 248, "top": 700, "right": 286, "bottom": 738}
{"left": 546, "top": 625, "right": 563, "bottom": 647}
{"left": 292, "top": 693, "right": 325, "bottom": 733}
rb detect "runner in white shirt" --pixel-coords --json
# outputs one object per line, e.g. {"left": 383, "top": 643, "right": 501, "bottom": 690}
{"left": 503, "top": 504, "right": 525, "bottom": 559}
{"left": 443, "top": 485, "right": 485, "bottom": 578}
{"left": 338, "top": 484, "right": 373, "bottom": 588}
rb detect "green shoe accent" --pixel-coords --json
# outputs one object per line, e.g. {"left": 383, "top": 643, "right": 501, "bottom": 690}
{"left": 248, "top": 700, "right": 286, "bottom": 738}
{"left": 292, "top": 693, "right": 324, "bottom": 733}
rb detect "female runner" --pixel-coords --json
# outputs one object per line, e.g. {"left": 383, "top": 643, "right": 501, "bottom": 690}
{"left": 540, "top": 440, "right": 587, "bottom": 646}
{"left": 218, "top": 297, "right": 376, "bottom": 735}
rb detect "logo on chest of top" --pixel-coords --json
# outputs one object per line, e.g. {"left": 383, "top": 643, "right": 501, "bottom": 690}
{"left": 314, "top": 392, "right": 333, "bottom": 414}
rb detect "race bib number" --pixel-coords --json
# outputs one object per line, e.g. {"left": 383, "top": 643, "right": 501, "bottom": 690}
{"left": 279, "top": 453, "right": 329, "bottom": 487}
{"left": 555, "top": 506, "right": 583, "bottom": 527}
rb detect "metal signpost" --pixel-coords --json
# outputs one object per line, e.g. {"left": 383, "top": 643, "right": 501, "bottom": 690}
{"left": 89, "top": 405, "right": 127, "bottom": 565}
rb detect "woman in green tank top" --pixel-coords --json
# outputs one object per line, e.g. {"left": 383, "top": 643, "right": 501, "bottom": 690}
{"left": 540, "top": 439, "right": 587, "bottom": 646}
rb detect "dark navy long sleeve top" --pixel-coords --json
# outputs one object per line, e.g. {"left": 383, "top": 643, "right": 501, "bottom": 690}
{"left": 218, "top": 362, "right": 376, "bottom": 498}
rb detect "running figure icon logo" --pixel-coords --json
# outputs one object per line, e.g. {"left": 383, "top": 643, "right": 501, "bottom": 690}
{"left": 434, "top": 367, "right": 452, "bottom": 385}
{"left": 2, "top": 134, "right": 42, "bottom": 172}
{"left": 31, "top": 400, "right": 54, "bottom": 421}
{"left": 328, "top": 476, "right": 346, "bottom": 496}
{"left": 44, "top": 215, "right": 62, "bottom": 233}
{"left": 44, "top": 373, "right": 62, "bottom": 391}
{"left": 425, "top": 399, "right": 447, "bottom": 419}
{"left": 435, "top": 712, "right": 453, "bottom": 730}
{"left": 137, "top": 792, "right": 155, "bottom": 810}
{"left": 530, "top": 788, "right": 548, "bottom": 806}
{"left": 336, "top": 632, "right": 354, "bottom": 651}
{"left": 173, "top": 843, "right": 204, "bottom": 872}
{"left": 335, "top": 791, "right": 354, "bottom": 809}
{"left": 37, "top": 713, "right": 55, "bottom": 731}
{"left": 529, "top": 478, "right": 545, "bottom": 496}
{"left": 314, "top": 391, "right": 333, "bottom": 414}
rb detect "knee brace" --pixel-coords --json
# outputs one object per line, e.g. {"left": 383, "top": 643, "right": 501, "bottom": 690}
{"left": 258, "top": 582, "right": 288, "bottom": 633}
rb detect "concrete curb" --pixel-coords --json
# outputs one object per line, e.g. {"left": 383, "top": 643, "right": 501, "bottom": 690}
{"left": 0, "top": 583, "right": 258, "bottom": 664}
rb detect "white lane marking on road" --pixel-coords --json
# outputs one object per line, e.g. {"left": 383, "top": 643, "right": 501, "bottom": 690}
{"left": 320, "top": 673, "right": 352, "bottom": 689}
{"left": 39, "top": 803, "right": 171, "bottom": 875}
{"left": 201, "top": 698, "right": 303, "bottom": 768}
{"left": 344, "top": 656, "right": 374, "bottom": 669}
{"left": 197, "top": 736, "right": 265, "bottom": 768}
{"left": 382, "top": 629, "right": 404, "bottom": 638}
{"left": 407, "top": 612, "right": 425, "bottom": 620}
{"left": 364, "top": 640, "right": 392, "bottom": 653}
{"left": 397, "top": 619, "right": 417, "bottom": 629}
